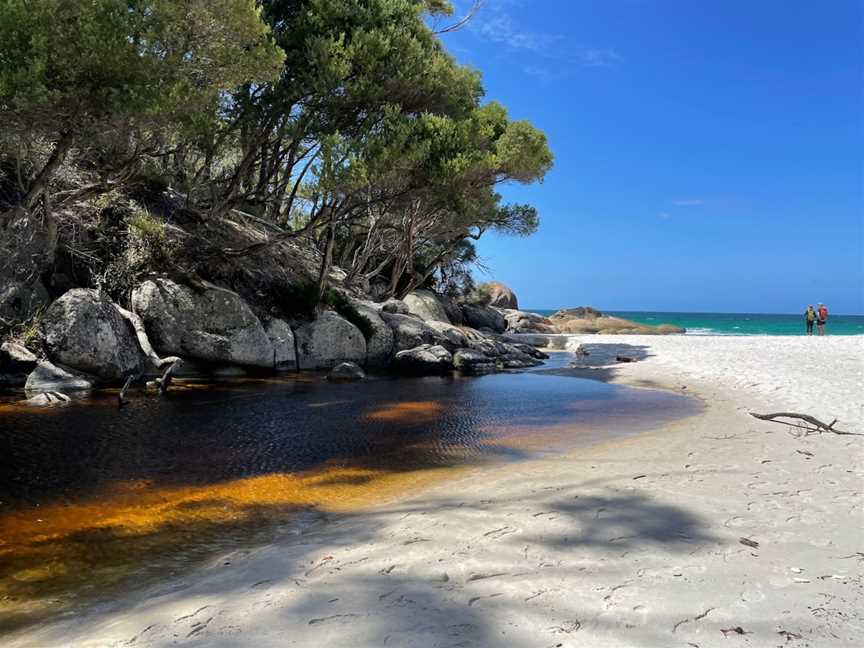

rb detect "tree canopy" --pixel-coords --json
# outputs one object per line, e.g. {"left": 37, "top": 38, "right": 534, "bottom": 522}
{"left": 0, "top": 0, "right": 553, "bottom": 310}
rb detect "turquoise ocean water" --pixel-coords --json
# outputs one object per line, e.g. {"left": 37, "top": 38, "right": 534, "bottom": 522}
{"left": 531, "top": 310, "right": 864, "bottom": 336}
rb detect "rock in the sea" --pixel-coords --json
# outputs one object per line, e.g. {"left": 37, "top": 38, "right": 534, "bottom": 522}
{"left": 25, "top": 359, "right": 96, "bottom": 393}
{"left": 349, "top": 301, "right": 395, "bottom": 367}
{"left": 551, "top": 306, "right": 604, "bottom": 320}
{"left": 498, "top": 345, "right": 544, "bottom": 369}
{"left": 39, "top": 288, "right": 142, "bottom": 380}
{"left": 393, "top": 344, "right": 453, "bottom": 374}
{"left": 381, "top": 312, "right": 449, "bottom": 352}
{"left": 132, "top": 279, "right": 274, "bottom": 368}
{"left": 500, "top": 308, "right": 558, "bottom": 334}
{"left": 327, "top": 362, "right": 366, "bottom": 381}
{"left": 477, "top": 281, "right": 519, "bottom": 309}
{"left": 453, "top": 348, "right": 496, "bottom": 374}
{"left": 0, "top": 341, "right": 38, "bottom": 386}
{"left": 21, "top": 391, "right": 71, "bottom": 407}
{"left": 265, "top": 318, "right": 297, "bottom": 371}
{"left": 460, "top": 304, "right": 506, "bottom": 333}
{"left": 403, "top": 290, "right": 451, "bottom": 323}
{"left": 294, "top": 311, "right": 366, "bottom": 370}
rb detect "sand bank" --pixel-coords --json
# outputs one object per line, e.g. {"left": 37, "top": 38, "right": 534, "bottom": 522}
{"left": 7, "top": 335, "right": 863, "bottom": 647}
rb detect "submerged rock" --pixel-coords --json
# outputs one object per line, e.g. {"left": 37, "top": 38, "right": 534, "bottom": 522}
{"left": 132, "top": 279, "right": 274, "bottom": 368}
{"left": 393, "top": 344, "right": 453, "bottom": 374}
{"left": 21, "top": 391, "right": 71, "bottom": 407}
{"left": 295, "top": 311, "right": 366, "bottom": 370}
{"left": 25, "top": 360, "right": 96, "bottom": 393}
{"left": 327, "top": 362, "right": 366, "bottom": 381}
{"left": 39, "top": 288, "right": 142, "bottom": 380}
{"left": 403, "top": 290, "right": 451, "bottom": 323}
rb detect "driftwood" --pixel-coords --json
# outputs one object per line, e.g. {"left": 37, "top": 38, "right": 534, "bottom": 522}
{"left": 158, "top": 360, "right": 178, "bottom": 395}
{"left": 749, "top": 411, "right": 862, "bottom": 436}
{"left": 118, "top": 374, "right": 135, "bottom": 407}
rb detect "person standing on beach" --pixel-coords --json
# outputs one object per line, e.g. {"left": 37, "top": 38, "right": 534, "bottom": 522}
{"left": 805, "top": 305, "right": 816, "bottom": 335}
{"left": 816, "top": 302, "right": 828, "bottom": 336}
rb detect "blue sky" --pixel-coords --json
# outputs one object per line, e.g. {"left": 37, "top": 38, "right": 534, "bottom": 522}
{"left": 440, "top": 0, "right": 863, "bottom": 314}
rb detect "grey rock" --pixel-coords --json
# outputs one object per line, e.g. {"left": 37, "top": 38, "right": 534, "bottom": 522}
{"left": 349, "top": 301, "right": 395, "bottom": 367}
{"left": 380, "top": 312, "right": 450, "bottom": 352}
{"left": 453, "top": 348, "right": 496, "bottom": 374}
{"left": 500, "top": 308, "right": 558, "bottom": 334}
{"left": 507, "top": 342, "right": 550, "bottom": 360}
{"left": 265, "top": 318, "right": 297, "bottom": 371}
{"left": 477, "top": 281, "right": 519, "bottom": 309}
{"left": 21, "top": 391, "right": 71, "bottom": 407}
{"left": 40, "top": 289, "right": 142, "bottom": 380}
{"left": 327, "top": 361, "right": 366, "bottom": 381}
{"left": 381, "top": 299, "right": 410, "bottom": 315}
{"left": 460, "top": 304, "right": 507, "bottom": 333}
{"left": 403, "top": 290, "right": 451, "bottom": 323}
{"left": 26, "top": 360, "right": 96, "bottom": 393}
{"left": 425, "top": 320, "right": 470, "bottom": 351}
{"left": 295, "top": 311, "right": 366, "bottom": 370}
{"left": 132, "top": 279, "right": 274, "bottom": 368}
{"left": 393, "top": 344, "right": 453, "bottom": 375}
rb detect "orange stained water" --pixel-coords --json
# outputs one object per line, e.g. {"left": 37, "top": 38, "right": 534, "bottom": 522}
{"left": 0, "top": 361, "right": 700, "bottom": 634}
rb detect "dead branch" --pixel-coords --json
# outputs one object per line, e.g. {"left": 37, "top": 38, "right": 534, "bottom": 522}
{"left": 158, "top": 360, "right": 178, "bottom": 395}
{"left": 749, "top": 411, "right": 862, "bottom": 436}
{"left": 118, "top": 374, "right": 134, "bottom": 408}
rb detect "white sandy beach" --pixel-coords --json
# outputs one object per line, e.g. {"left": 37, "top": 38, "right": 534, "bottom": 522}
{"left": 7, "top": 335, "right": 864, "bottom": 648}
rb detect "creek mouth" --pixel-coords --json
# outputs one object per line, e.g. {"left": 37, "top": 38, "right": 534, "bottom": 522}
{"left": 0, "top": 352, "right": 700, "bottom": 634}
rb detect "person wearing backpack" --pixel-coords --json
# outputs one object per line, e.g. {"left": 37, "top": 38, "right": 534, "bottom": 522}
{"left": 816, "top": 302, "right": 828, "bottom": 336}
{"left": 805, "top": 305, "right": 816, "bottom": 335}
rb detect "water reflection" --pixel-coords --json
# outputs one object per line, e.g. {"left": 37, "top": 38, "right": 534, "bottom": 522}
{"left": 0, "top": 353, "right": 700, "bottom": 633}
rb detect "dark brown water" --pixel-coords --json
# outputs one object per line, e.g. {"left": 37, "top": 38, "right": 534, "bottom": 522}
{"left": 0, "top": 353, "right": 700, "bottom": 632}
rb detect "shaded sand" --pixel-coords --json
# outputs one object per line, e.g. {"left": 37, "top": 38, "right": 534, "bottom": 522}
{"left": 5, "top": 335, "right": 863, "bottom": 647}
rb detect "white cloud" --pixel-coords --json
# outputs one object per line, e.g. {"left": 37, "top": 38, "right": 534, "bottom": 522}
{"left": 469, "top": 2, "right": 620, "bottom": 68}
{"left": 672, "top": 199, "right": 704, "bottom": 207}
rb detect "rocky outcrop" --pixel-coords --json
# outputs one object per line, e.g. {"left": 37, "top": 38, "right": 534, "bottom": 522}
{"left": 500, "top": 308, "right": 557, "bottom": 334}
{"left": 453, "top": 348, "right": 496, "bottom": 374}
{"left": 425, "top": 320, "right": 470, "bottom": 351}
{"left": 25, "top": 360, "right": 96, "bottom": 393}
{"left": 265, "top": 319, "right": 297, "bottom": 371}
{"left": 295, "top": 311, "right": 366, "bottom": 370}
{"left": 393, "top": 344, "right": 453, "bottom": 375}
{"left": 347, "top": 300, "right": 395, "bottom": 367}
{"left": 550, "top": 307, "right": 685, "bottom": 335}
{"left": 40, "top": 289, "right": 142, "bottom": 380}
{"left": 381, "top": 312, "right": 449, "bottom": 352}
{"left": 477, "top": 281, "right": 518, "bottom": 309}
{"left": 327, "top": 362, "right": 366, "bottom": 381}
{"left": 403, "top": 290, "right": 450, "bottom": 323}
{"left": 460, "top": 304, "right": 506, "bottom": 333}
{"left": 0, "top": 341, "right": 38, "bottom": 386}
{"left": 132, "top": 279, "right": 275, "bottom": 367}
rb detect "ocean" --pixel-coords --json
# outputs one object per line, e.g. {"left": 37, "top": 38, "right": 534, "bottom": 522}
{"left": 531, "top": 310, "right": 864, "bottom": 336}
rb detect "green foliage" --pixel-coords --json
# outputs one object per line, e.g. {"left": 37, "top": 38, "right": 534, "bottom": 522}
{"left": 0, "top": 0, "right": 283, "bottom": 160}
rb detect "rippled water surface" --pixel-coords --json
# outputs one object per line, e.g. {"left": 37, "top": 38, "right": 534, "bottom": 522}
{"left": 0, "top": 352, "right": 700, "bottom": 633}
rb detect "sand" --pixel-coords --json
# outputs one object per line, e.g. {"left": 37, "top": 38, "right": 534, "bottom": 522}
{"left": 6, "top": 335, "right": 863, "bottom": 648}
